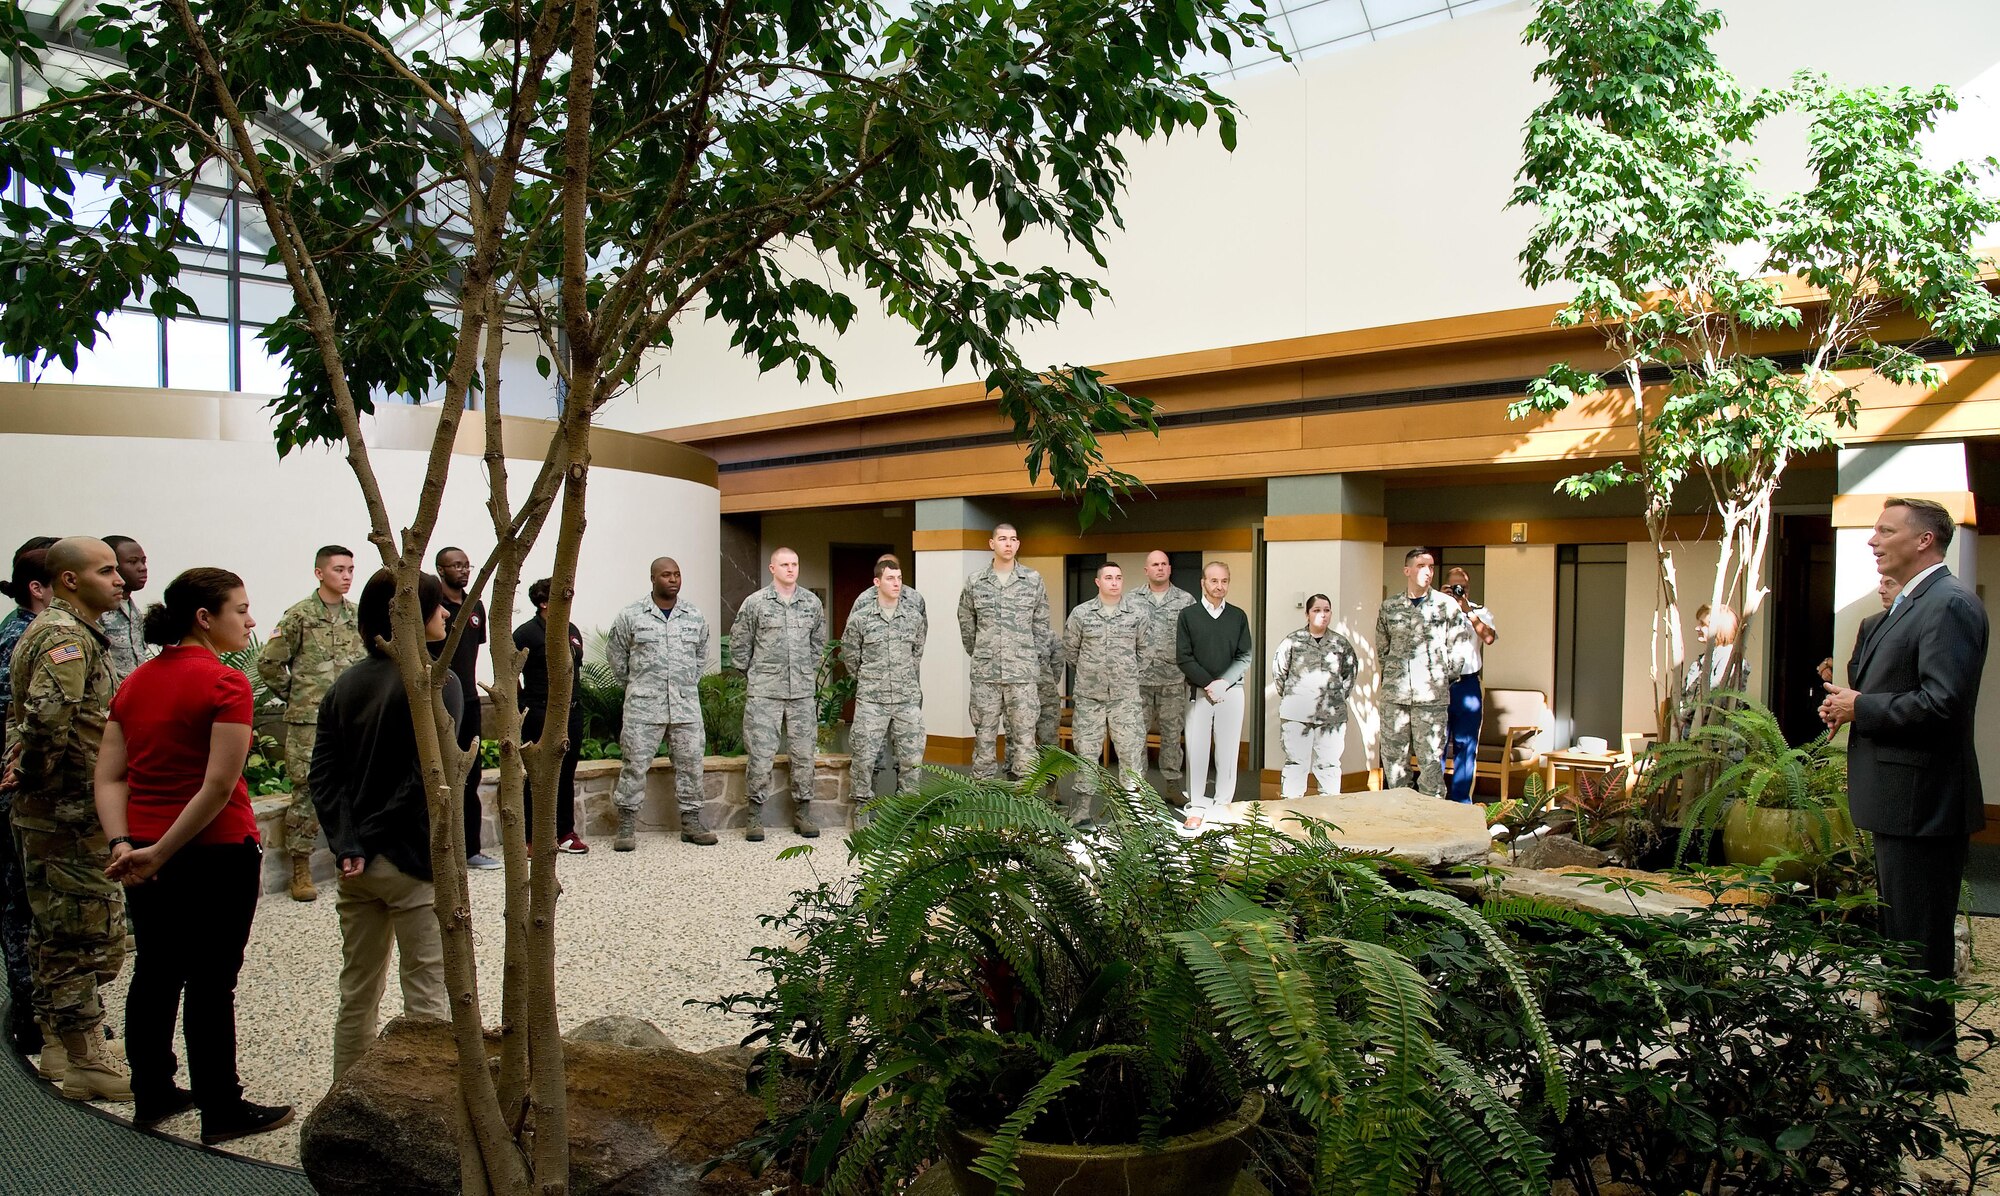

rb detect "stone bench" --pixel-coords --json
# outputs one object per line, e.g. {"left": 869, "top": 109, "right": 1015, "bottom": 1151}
{"left": 254, "top": 754, "right": 854, "bottom": 895}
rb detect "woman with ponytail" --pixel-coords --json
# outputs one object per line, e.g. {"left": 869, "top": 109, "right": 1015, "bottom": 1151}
{"left": 1, "top": 536, "right": 56, "bottom": 1062}
{"left": 94, "top": 569, "right": 292, "bottom": 1143}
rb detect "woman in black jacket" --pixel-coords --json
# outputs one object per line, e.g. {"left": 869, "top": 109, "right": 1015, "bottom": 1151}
{"left": 310, "top": 569, "right": 463, "bottom": 1080}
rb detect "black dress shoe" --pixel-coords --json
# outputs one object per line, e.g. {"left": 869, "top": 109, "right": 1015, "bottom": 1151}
{"left": 201, "top": 1100, "right": 295, "bottom": 1145}
{"left": 133, "top": 1086, "right": 198, "bottom": 1128}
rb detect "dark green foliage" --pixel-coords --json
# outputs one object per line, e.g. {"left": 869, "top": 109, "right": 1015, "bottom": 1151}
{"left": 700, "top": 669, "right": 748, "bottom": 757}
{"left": 1438, "top": 872, "right": 1992, "bottom": 1195}
{"left": 0, "top": 0, "right": 1284, "bottom": 523}
{"left": 713, "top": 754, "right": 1563, "bottom": 1195}
{"left": 572, "top": 658, "right": 627, "bottom": 745}
{"left": 813, "top": 638, "right": 856, "bottom": 732}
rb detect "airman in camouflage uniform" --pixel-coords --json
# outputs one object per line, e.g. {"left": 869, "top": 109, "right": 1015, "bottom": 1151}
{"left": 1375, "top": 549, "right": 1472, "bottom": 796}
{"left": 848, "top": 554, "right": 925, "bottom": 626}
{"left": 842, "top": 559, "right": 926, "bottom": 804}
{"left": 257, "top": 546, "right": 363, "bottom": 899}
{"left": 1273, "top": 595, "right": 1359, "bottom": 799}
{"left": 1135, "top": 552, "right": 1195, "bottom": 785}
{"left": 4, "top": 538, "right": 131, "bottom": 1100}
{"left": 608, "top": 558, "right": 713, "bottom": 848}
{"left": 1063, "top": 564, "right": 1150, "bottom": 798}
{"left": 957, "top": 524, "right": 1052, "bottom": 780}
{"left": 98, "top": 537, "right": 154, "bottom": 685}
{"left": 730, "top": 548, "right": 825, "bottom": 839}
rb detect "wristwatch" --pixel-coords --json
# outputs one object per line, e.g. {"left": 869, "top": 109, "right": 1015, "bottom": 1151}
{"left": 107, "top": 836, "right": 134, "bottom": 850}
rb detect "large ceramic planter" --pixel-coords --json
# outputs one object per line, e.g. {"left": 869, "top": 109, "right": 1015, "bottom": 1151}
{"left": 940, "top": 1093, "right": 1264, "bottom": 1196}
{"left": 1721, "top": 802, "right": 1853, "bottom": 883}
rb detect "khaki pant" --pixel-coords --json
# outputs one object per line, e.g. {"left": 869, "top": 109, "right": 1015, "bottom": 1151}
{"left": 970, "top": 682, "right": 1038, "bottom": 779}
{"left": 333, "top": 857, "right": 448, "bottom": 1079}
{"left": 283, "top": 722, "right": 321, "bottom": 860}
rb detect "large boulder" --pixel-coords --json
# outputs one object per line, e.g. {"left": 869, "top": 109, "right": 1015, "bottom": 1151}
{"left": 566, "top": 1015, "right": 678, "bottom": 1052}
{"left": 1226, "top": 789, "right": 1491, "bottom": 868}
{"left": 1507, "top": 833, "right": 1610, "bottom": 871}
{"left": 302, "top": 1017, "right": 783, "bottom": 1196}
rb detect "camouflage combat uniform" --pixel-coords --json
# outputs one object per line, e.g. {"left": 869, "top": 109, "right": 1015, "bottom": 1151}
{"left": 1375, "top": 589, "right": 1471, "bottom": 796}
{"left": 5, "top": 599, "right": 123, "bottom": 1036}
{"left": 841, "top": 592, "right": 926, "bottom": 802}
{"left": 1135, "top": 584, "right": 1195, "bottom": 781}
{"left": 258, "top": 592, "right": 364, "bottom": 858}
{"left": 1272, "top": 627, "right": 1359, "bottom": 798}
{"left": 957, "top": 565, "right": 1052, "bottom": 780}
{"left": 1063, "top": 597, "right": 1149, "bottom": 796}
{"left": 0, "top": 607, "right": 41, "bottom": 1037}
{"left": 1035, "top": 633, "right": 1064, "bottom": 752}
{"left": 608, "top": 598, "right": 711, "bottom": 820}
{"left": 730, "top": 585, "right": 824, "bottom": 816}
{"left": 96, "top": 595, "right": 152, "bottom": 687}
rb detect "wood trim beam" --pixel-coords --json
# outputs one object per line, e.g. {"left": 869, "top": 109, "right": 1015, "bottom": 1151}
{"left": 1264, "top": 514, "right": 1389, "bottom": 543}
{"left": 914, "top": 528, "right": 1254, "bottom": 554}
{"left": 1391, "top": 514, "right": 1723, "bottom": 546}
{"left": 1830, "top": 490, "right": 1978, "bottom": 529}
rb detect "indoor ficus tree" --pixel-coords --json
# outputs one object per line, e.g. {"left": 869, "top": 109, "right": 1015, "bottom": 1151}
{"left": 1508, "top": 0, "right": 2000, "bottom": 746}
{"left": 0, "top": 0, "right": 1277, "bottom": 1188}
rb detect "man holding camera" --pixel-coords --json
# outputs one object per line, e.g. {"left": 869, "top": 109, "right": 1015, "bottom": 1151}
{"left": 1440, "top": 566, "right": 1497, "bottom": 804}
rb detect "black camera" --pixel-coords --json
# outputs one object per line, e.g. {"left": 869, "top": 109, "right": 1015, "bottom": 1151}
{"left": 1447, "top": 584, "right": 1466, "bottom": 598}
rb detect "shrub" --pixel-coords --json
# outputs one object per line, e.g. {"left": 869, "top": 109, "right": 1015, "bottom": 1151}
{"left": 1433, "top": 870, "right": 1990, "bottom": 1195}
{"left": 701, "top": 670, "right": 748, "bottom": 756}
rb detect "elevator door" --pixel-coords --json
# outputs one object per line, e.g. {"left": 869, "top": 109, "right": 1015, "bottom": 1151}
{"left": 1554, "top": 544, "right": 1627, "bottom": 748}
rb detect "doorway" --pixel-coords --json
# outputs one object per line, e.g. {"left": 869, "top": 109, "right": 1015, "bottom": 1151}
{"left": 1769, "top": 514, "right": 1835, "bottom": 745}
{"left": 1554, "top": 544, "right": 1627, "bottom": 748}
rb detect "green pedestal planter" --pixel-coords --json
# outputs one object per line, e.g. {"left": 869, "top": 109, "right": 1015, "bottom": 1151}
{"left": 1721, "top": 802, "right": 1853, "bottom": 884}
{"left": 938, "top": 1094, "right": 1264, "bottom": 1196}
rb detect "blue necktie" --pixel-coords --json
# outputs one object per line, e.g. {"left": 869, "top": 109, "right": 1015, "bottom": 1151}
{"left": 1890, "top": 593, "right": 1905, "bottom": 616}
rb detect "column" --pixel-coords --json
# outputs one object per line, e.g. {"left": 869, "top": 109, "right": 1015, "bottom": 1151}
{"left": 1263, "top": 475, "right": 1386, "bottom": 788}
{"left": 912, "top": 498, "right": 1004, "bottom": 762}
{"left": 1831, "top": 443, "right": 1977, "bottom": 680}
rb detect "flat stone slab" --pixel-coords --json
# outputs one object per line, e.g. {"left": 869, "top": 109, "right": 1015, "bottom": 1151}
{"left": 1216, "top": 788, "right": 1492, "bottom": 868}
{"left": 1443, "top": 864, "right": 1707, "bottom": 919}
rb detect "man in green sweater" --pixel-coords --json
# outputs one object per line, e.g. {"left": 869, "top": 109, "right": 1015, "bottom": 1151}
{"left": 1175, "top": 562, "right": 1252, "bottom": 825}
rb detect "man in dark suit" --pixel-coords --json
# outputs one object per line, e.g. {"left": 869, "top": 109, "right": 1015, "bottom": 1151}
{"left": 1822, "top": 497, "right": 1988, "bottom": 1051}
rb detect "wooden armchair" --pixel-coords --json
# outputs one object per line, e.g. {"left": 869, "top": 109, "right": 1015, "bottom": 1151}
{"left": 1473, "top": 688, "right": 1552, "bottom": 798}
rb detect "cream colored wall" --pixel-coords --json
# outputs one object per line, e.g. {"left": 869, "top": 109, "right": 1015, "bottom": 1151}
{"left": 1480, "top": 545, "right": 1556, "bottom": 696}
{"left": 611, "top": 0, "right": 2000, "bottom": 434}
{"left": 0, "top": 433, "right": 721, "bottom": 681}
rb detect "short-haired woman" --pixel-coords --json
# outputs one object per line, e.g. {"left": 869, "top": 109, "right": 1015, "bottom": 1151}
{"left": 311, "top": 569, "right": 462, "bottom": 1079}
{"left": 513, "top": 577, "right": 587, "bottom": 854}
{"left": 1, "top": 536, "right": 55, "bottom": 1063}
{"left": 96, "top": 568, "right": 294, "bottom": 1142}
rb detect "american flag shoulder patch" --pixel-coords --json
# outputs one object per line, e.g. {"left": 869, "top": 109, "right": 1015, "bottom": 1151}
{"left": 44, "top": 643, "right": 84, "bottom": 666}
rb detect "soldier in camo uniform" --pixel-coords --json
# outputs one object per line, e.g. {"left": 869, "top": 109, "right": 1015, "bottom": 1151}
{"left": 1135, "top": 551, "right": 1194, "bottom": 794}
{"left": 97, "top": 536, "right": 154, "bottom": 686}
{"left": 1375, "top": 548, "right": 1472, "bottom": 797}
{"left": 0, "top": 537, "right": 55, "bottom": 1062}
{"left": 257, "top": 545, "right": 363, "bottom": 900}
{"left": 730, "top": 547, "right": 824, "bottom": 840}
{"left": 841, "top": 557, "right": 926, "bottom": 807}
{"left": 957, "top": 523, "right": 1052, "bottom": 781}
{"left": 1063, "top": 563, "right": 1150, "bottom": 803}
{"left": 3, "top": 537, "right": 132, "bottom": 1100}
{"left": 1272, "top": 594, "right": 1359, "bottom": 799}
{"left": 608, "top": 557, "right": 713, "bottom": 849}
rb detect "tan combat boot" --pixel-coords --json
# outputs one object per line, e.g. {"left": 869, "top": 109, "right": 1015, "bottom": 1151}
{"left": 289, "top": 855, "right": 319, "bottom": 902}
{"left": 679, "top": 809, "right": 718, "bottom": 846}
{"left": 60, "top": 1028, "right": 134, "bottom": 1102}
{"left": 792, "top": 803, "right": 821, "bottom": 839}
{"left": 744, "top": 802, "right": 765, "bottom": 842}
{"left": 35, "top": 1020, "right": 65, "bottom": 1081}
{"left": 613, "top": 809, "right": 637, "bottom": 852}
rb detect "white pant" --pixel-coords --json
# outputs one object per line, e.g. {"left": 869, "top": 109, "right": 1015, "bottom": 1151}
{"left": 1280, "top": 718, "right": 1345, "bottom": 798}
{"left": 1184, "top": 684, "right": 1245, "bottom": 806}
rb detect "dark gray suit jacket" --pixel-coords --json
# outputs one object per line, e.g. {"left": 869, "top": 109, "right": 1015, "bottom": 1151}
{"left": 1846, "top": 567, "right": 1989, "bottom": 838}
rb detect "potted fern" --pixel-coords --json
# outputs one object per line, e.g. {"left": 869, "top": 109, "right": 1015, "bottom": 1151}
{"left": 719, "top": 753, "right": 1568, "bottom": 1195}
{"left": 1641, "top": 691, "right": 1852, "bottom": 881}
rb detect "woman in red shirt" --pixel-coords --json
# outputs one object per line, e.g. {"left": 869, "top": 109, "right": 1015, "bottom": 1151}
{"left": 95, "top": 568, "right": 293, "bottom": 1145}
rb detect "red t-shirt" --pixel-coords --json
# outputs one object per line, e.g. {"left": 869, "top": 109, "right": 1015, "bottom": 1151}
{"left": 110, "top": 645, "right": 260, "bottom": 847}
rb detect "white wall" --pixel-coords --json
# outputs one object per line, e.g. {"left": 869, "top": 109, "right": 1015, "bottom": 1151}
{"left": 606, "top": 0, "right": 2000, "bottom": 434}
{"left": 0, "top": 434, "right": 720, "bottom": 680}
{"left": 1481, "top": 545, "right": 1555, "bottom": 696}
